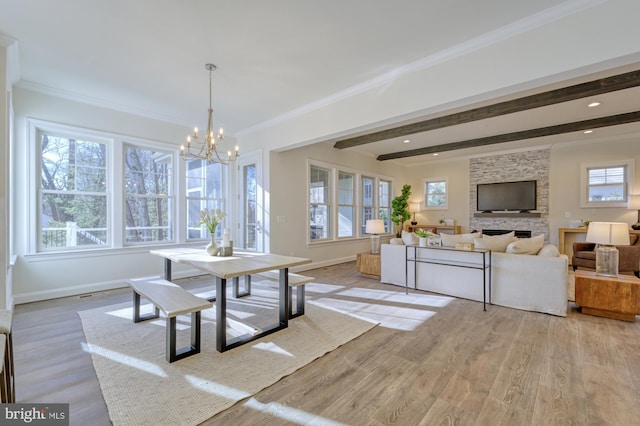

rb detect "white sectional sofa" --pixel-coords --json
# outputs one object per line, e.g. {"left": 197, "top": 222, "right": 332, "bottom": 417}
{"left": 380, "top": 236, "right": 569, "bottom": 317}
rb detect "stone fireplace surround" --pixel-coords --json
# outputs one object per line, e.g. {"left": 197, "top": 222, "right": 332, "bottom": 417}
{"left": 469, "top": 149, "right": 550, "bottom": 242}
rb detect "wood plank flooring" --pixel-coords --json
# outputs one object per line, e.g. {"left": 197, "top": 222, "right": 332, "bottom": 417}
{"left": 12, "top": 262, "right": 640, "bottom": 425}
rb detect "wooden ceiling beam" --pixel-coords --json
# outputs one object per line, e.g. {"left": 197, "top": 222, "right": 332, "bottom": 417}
{"left": 376, "top": 111, "right": 640, "bottom": 161}
{"left": 334, "top": 69, "right": 640, "bottom": 150}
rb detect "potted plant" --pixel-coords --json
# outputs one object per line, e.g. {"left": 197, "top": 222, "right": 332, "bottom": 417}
{"left": 390, "top": 184, "right": 411, "bottom": 241}
{"left": 414, "top": 228, "right": 435, "bottom": 247}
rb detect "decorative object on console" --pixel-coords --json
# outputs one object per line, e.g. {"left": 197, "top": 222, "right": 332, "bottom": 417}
{"left": 180, "top": 64, "right": 239, "bottom": 164}
{"left": 455, "top": 242, "right": 475, "bottom": 251}
{"left": 586, "top": 222, "right": 630, "bottom": 277}
{"left": 391, "top": 184, "right": 411, "bottom": 237}
{"left": 365, "top": 219, "right": 385, "bottom": 254}
{"left": 414, "top": 229, "right": 435, "bottom": 247}
{"left": 409, "top": 202, "right": 420, "bottom": 225}
{"left": 628, "top": 194, "right": 640, "bottom": 230}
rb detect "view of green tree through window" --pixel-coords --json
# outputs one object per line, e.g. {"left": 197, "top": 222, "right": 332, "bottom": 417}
{"left": 124, "top": 145, "right": 174, "bottom": 243}
{"left": 40, "top": 133, "right": 108, "bottom": 249}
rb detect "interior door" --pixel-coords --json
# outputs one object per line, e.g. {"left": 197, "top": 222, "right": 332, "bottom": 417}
{"left": 237, "top": 152, "right": 263, "bottom": 252}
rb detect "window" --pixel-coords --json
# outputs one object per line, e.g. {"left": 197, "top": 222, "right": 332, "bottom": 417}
{"left": 379, "top": 180, "right": 391, "bottom": 233}
{"left": 581, "top": 160, "right": 635, "bottom": 208}
{"left": 124, "top": 145, "right": 174, "bottom": 243}
{"left": 337, "top": 172, "right": 355, "bottom": 238}
{"left": 186, "top": 159, "right": 226, "bottom": 240}
{"left": 423, "top": 177, "right": 448, "bottom": 210}
{"left": 309, "top": 161, "right": 392, "bottom": 243}
{"left": 309, "top": 166, "right": 331, "bottom": 240}
{"left": 39, "top": 131, "right": 109, "bottom": 250}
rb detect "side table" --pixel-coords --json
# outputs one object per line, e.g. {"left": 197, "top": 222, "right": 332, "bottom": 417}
{"left": 575, "top": 270, "right": 640, "bottom": 322}
{"left": 356, "top": 252, "right": 381, "bottom": 279}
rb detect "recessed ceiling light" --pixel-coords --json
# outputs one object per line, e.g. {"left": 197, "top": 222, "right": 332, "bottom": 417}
{"left": 588, "top": 102, "right": 600, "bottom": 107}
{"left": 403, "top": 139, "right": 410, "bottom": 143}
{"left": 584, "top": 130, "right": 593, "bottom": 134}
{"left": 433, "top": 153, "right": 439, "bottom": 156}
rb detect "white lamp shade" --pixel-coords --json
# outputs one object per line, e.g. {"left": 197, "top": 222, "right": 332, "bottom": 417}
{"left": 409, "top": 202, "right": 421, "bottom": 213}
{"left": 586, "top": 222, "right": 630, "bottom": 246}
{"left": 628, "top": 194, "right": 640, "bottom": 210}
{"left": 365, "top": 219, "right": 385, "bottom": 234}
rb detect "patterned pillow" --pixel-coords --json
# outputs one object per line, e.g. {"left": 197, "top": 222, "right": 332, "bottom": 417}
{"left": 401, "top": 230, "right": 417, "bottom": 246}
{"left": 537, "top": 244, "right": 560, "bottom": 257}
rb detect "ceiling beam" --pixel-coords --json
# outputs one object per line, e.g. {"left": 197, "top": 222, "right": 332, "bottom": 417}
{"left": 376, "top": 111, "right": 640, "bottom": 161}
{"left": 334, "top": 69, "right": 640, "bottom": 150}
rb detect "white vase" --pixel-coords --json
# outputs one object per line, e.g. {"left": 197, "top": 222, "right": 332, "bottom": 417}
{"left": 419, "top": 237, "right": 428, "bottom": 247}
{"left": 206, "top": 234, "right": 220, "bottom": 256}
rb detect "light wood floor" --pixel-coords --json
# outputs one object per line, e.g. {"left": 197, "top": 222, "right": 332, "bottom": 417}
{"left": 13, "top": 262, "right": 640, "bottom": 425}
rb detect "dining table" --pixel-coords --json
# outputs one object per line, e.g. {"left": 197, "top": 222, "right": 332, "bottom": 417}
{"left": 149, "top": 247, "right": 312, "bottom": 352}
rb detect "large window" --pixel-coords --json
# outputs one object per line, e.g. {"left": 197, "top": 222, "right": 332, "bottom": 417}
{"left": 338, "top": 172, "right": 355, "bottom": 238}
{"left": 309, "top": 166, "right": 331, "bottom": 240}
{"left": 39, "top": 132, "right": 108, "bottom": 250}
{"left": 309, "top": 161, "right": 392, "bottom": 242}
{"left": 186, "top": 159, "right": 225, "bottom": 240}
{"left": 581, "top": 160, "right": 635, "bottom": 207}
{"left": 124, "top": 145, "right": 174, "bottom": 243}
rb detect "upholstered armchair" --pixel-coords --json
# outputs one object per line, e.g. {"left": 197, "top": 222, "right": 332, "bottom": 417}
{"left": 572, "top": 234, "right": 640, "bottom": 277}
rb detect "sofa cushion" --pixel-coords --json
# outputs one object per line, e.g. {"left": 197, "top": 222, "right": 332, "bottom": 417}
{"left": 401, "top": 230, "right": 417, "bottom": 246}
{"left": 538, "top": 244, "right": 560, "bottom": 257}
{"left": 506, "top": 234, "right": 544, "bottom": 255}
{"left": 440, "top": 233, "right": 479, "bottom": 247}
{"left": 474, "top": 231, "right": 516, "bottom": 252}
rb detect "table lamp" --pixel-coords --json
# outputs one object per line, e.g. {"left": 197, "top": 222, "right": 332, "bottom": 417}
{"left": 586, "top": 222, "right": 630, "bottom": 276}
{"left": 409, "top": 202, "right": 420, "bottom": 225}
{"left": 365, "top": 219, "right": 385, "bottom": 254}
{"left": 628, "top": 194, "right": 640, "bottom": 230}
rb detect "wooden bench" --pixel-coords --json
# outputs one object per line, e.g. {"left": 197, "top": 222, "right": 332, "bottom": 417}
{"left": 255, "top": 271, "right": 314, "bottom": 318}
{"left": 127, "top": 277, "right": 213, "bottom": 363}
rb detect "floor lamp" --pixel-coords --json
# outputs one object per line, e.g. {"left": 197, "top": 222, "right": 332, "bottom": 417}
{"left": 365, "top": 219, "right": 385, "bottom": 254}
{"left": 586, "top": 222, "right": 630, "bottom": 277}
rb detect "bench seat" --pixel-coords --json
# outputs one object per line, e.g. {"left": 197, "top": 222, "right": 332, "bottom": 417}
{"left": 127, "top": 277, "right": 212, "bottom": 363}
{"left": 255, "top": 271, "right": 314, "bottom": 318}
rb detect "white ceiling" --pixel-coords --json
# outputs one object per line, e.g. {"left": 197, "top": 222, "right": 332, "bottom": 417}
{"left": 2, "top": 0, "right": 640, "bottom": 165}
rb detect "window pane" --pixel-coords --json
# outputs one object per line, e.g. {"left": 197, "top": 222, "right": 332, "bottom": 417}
{"left": 39, "top": 132, "right": 109, "bottom": 250}
{"left": 125, "top": 146, "right": 173, "bottom": 243}
{"left": 310, "top": 166, "right": 331, "bottom": 240}
{"left": 589, "top": 184, "right": 625, "bottom": 202}
{"left": 310, "top": 204, "right": 329, "bottom": 240}
{"left": 425, "top": 179, "right": 447, "bottom": 207}
{"left": 186, "top": 159, "right": 225, "bottom": 240}
{"left": 338, "top": 172, "right": 354, "bottom": 204}
{"left": 587, "top": 165, "right": 627, "bottom": 203}
{"left": 338, "top": 206, "right": 354, "bottom": 237}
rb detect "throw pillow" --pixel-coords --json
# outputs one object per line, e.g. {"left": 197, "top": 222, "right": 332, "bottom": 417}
{"left": 401, "top": 230, "right": 418, "bottom": 246}
{"left": 440, "top": 233, "right": 479, "bottom": 248}
{"left": 474, "top": 231, "right": 516, "bottom": 252}
{"left": 537, "top": 244, "right": 560, "bottom": 257}
{"left": 506, "top": 234, "right": 545, "bottom": 255}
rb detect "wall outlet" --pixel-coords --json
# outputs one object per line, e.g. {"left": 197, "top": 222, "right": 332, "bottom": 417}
{"left": 277, "top": 216, "right": 286, "bottom": 223}
{"left": 564, "top": 211, "right": 571, "bottom": 218}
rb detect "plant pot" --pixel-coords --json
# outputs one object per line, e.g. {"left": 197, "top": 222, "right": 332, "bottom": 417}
{"left": 419, "top": 237, "right": 428, "bottom": 247}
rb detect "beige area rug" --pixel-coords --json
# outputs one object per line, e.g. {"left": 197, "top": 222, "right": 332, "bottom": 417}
{"left": 79, "top": 287, "right": 378, "bottom": 426}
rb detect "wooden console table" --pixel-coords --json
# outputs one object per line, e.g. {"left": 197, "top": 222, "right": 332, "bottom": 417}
{"left": 406, "top": 224, "right": 461, "bottom": 234}
{"left": 575, "top": 270, "right": 640, "bottom": 322}
{"left": 356, "top": 252, "right": 381, "bottom": 279}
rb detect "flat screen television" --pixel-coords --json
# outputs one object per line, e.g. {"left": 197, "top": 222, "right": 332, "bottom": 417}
{"left": 477, "top": 180, "right": 537, "bottom": 213}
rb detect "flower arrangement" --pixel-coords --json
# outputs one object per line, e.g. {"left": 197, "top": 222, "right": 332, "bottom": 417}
{"left": 199, "top": 208, "right": 226, "bottom": 234}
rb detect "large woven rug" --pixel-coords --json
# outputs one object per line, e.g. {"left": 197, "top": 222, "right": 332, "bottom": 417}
{"left": 79, "top": 285, "right": 378, "bottom": 426}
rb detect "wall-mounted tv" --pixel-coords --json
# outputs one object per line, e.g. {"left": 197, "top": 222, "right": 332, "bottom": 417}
{"left": 477, "top": 180, "right": 537, "bottom": 213}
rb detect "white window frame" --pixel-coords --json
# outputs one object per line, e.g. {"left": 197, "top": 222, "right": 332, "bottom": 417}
{"left": 422, "top": 176, "right": 449, "bottom": 210}
{"left": 580, "top": 159, "right": 635, "bottom": 208}
{"left": 307, "top": 159, "right": 393, "bottom": 244}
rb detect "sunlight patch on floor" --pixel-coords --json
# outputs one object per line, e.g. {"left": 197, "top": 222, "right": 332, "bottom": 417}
{"left": 337, "top": 287, "right": 454, "bottom": 308}
{"left": 310, "top": 298, "right": 435, "bottom": 331}
{"left": 184, "top": 375, "right": 250, "bottom": 400}
{"left": 244, "top": 397, "right": 348, "bottom": 425}
{"left": 305, "top": 282, "right": 347, "bottom": 294}
{"left": 251, "top": 341, "right": 294, "bottom": 357}
{"left": 81, "top": 342, "right": 167, "bottom": 377}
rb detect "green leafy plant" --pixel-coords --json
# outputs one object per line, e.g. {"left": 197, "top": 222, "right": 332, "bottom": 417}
{"left": 414, "top": 229, "right": 435, "bottom": 238}
{"left": 391, "top": 184, "right": 411, "bottom": 238}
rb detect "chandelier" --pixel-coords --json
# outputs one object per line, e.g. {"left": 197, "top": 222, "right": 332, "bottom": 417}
{"left": 180, "top": 63, "right": 239, "bottom": 164}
